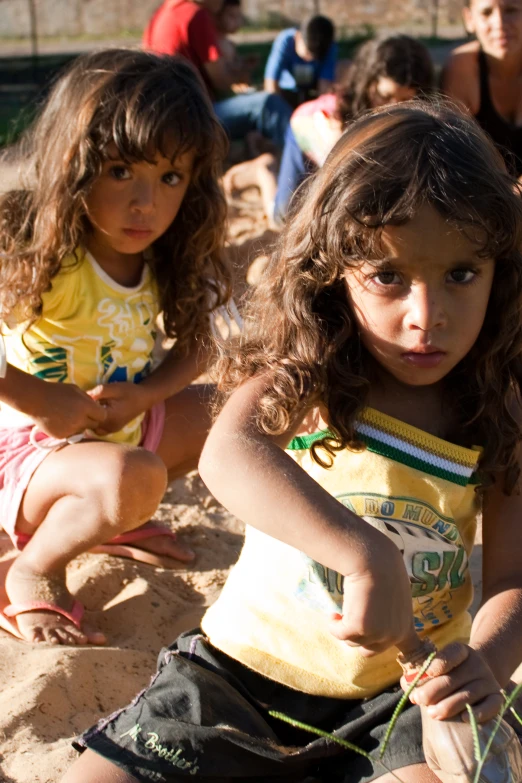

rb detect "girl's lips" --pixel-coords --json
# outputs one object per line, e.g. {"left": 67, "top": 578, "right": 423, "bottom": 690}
{"left": 123, "top": 228, "right": 153, "bottom": 239}
{"left": 401, "top": 351, "right": 446, "bottom": 368}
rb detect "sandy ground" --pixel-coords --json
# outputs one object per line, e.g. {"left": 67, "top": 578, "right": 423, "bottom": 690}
{"left": 0, "top": 184, "right": 485, "bottom": 783}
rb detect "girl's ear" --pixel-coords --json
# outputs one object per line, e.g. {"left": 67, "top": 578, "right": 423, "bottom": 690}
{"left": 462, "top": 5, "right": 476, "bottom": 35}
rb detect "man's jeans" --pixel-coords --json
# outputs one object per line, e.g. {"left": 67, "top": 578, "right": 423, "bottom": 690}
{"left": 274, "top": 123, "right": 316, "bottom": 222}
{"left": 213, "top": 90, "right": 291, "bottom": 149}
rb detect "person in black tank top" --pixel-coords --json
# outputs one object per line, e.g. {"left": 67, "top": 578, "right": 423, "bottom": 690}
{"left": 442, "top": 0, "right": 522, "bottom": 180}
{"left": 475, "top": 48, "right": 522, "bottom": 176}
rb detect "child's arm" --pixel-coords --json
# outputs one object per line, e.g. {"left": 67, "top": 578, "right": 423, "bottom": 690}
{"left": 471, "top": 463, "right": 522, "bottom": 686}
{"left": 88, "top": 341, "right": 207, "bottom": 435}
{"left": 400, "top": 455, "right": 522, "bottom": 723}
{"left": 199, "top": 373, "right": 419, "bottom": 656}
{"left": 0, "top": 363, "right": 107, "bottom": 438}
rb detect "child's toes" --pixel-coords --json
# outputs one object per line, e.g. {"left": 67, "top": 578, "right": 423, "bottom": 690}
{"left": 47, "top": 624, "right": 89, "bottom": 646}
{"left": 83, "top": 624, "right": 106, "bottom": 645}
{"left": 161, "top": 536, "right": 195, "bottom": 562}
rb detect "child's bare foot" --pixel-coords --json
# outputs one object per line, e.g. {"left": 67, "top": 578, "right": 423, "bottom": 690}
{"left": 128, "top": 528, "right": 195, "bottom": 562}
{"left": 4, "top": 559, "right": 106, "bottom": 645}
{"left": 90, "top": 521, "right": 195, "bottom": 566}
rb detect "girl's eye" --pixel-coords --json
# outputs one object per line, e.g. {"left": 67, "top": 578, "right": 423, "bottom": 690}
{"left": 448, "top": 268, "right": 476, "bottom": 284}
{"left": 109, "top": 165, "right": 131, "bottom": 181}
{"left": 371, "top": 271, "right": 401, "bottom": 286}
{"left": 162, "top": 171, "right": 182, "bottom": 186}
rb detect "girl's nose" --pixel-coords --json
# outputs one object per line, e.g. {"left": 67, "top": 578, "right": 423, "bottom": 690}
{"left": 404, "top": 285, "right": 446, "bottom": 332}
{"left": 131, "top": 181, "right": 155, "bottom": 213}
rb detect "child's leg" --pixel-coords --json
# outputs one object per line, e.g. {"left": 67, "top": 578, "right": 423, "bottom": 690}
{"left": 6, "top": 441, "right": 167, "bottom": 644}
{"left": 374, "top": 764, "right": 440, "bottom": 782}
{"left": 61, "top": 750, "right": 142, "bottom": 783}
{"left": 156, "top": 384, "right": 214, "bottom": 480}
{"left": 114, "top": 385, "right": 215, "bottom": 565}
{"left": 274, "top": 125, "right": 312, "bottom": 223}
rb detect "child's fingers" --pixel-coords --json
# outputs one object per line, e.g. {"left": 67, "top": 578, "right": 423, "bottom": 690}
{"left": 423, "top": 641, "right": 469, "bottom": 678}
{"left": 86, "top": 384, "right": 109, "bottom": 400}
{"left": 411, "top": 670, "right": 489, "bottom": 707}
{"left": 88, "top": 402, "right": 108, "bottom": 425}
{"left": 424, "top": 687, "right": 504, "bottom": 723}
{"left": 329, "top": 614, "right": 393, "bottom": 655}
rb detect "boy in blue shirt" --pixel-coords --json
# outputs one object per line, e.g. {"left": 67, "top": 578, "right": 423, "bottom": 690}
{"left": 264, "top": 15, "right": 336, "bottom": 108}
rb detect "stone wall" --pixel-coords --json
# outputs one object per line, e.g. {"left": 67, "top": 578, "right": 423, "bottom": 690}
{"left": 1, "top": 0, "right": 465, "bottom": 39}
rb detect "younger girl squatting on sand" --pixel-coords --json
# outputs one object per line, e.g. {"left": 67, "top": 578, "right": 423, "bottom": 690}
{"left": 67, "top": 103, "right": 522, "bottom": 782}
{"left": 0, "top": 49, "right": 231, "bottom": 645}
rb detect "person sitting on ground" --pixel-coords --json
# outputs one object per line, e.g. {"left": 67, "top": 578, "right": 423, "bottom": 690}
{"left": 215, "top": 0, "right": 259, "bottom": 94}
{"left": 226, "top": 35, "right": 434, "bottom": 227}
{"left": 65, "top": 102, "right": 522, "bottom": 783}
{"left": 143, "top": 0, "right": 291, "bottom": 149}
{"left": 0, "top": 49, "right": 232, "bottom": 645}
{"left": 264, "top": 15, "right": 337, "bottom": 109}
{"left": 442, "top": 0, "right": 522, "bottom": 177}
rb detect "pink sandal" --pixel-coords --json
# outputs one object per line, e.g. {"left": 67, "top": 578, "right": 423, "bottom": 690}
{"left": 0, "top": 599, "right": 84, "bottom": 642}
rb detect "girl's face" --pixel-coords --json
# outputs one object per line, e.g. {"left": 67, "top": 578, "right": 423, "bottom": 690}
{"left": 344, "top": 204, "right": 495, "bottom": 388}
{"left": 85, "top": 144, "right": 194, "bottom": 269}
{"left": 368, "top": 77, "right": 418, "bottom": 108}
{"left": 464, "top": 0, "right": 522, "bottom": 58}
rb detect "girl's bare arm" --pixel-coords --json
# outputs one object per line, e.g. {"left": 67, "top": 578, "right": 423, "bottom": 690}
{"left": 405, "top": 454, "right": 522, "bottom": 722}
{"left": 0, "top": 363, "right": 106, "bottom": 437}
{"left": 470, "top": 450, "right": 522, "bottom": 687}
{"left": 199, "top": 373, "right": 419, "bottom": 654}
{"left": 138, "top": 340, "right": 210, "bottom": 407}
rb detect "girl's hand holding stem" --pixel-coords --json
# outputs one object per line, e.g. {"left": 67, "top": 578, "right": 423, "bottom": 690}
{"left": 329, "top": 546, "right": 420, "bottom": 658}
{"left": 400, "top": 642, "right": 503, "bottom": 723}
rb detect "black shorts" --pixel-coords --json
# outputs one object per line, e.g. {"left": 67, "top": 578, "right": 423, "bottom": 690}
{"left": 74, "top": 629, "right": 424, "bottom": 782}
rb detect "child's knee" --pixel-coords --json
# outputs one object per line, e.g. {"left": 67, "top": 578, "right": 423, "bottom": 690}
{"left": 95, "top": 448, "right": 168, "bottom": 522}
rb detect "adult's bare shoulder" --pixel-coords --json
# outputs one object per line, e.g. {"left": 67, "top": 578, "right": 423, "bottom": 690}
{"left": 441, "top": 41, "right": 480, "bottom": 114}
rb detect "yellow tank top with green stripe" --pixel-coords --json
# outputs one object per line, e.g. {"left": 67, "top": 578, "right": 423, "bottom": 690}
{"left": 201, "top": 408, "right": 481, "bottom": 699}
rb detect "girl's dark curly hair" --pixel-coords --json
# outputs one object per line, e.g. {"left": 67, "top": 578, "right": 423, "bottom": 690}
{"left": 218, "top": 101, "right": 522, "bottom": 493}
{"left": 336, "top": 35, "right": 435, "bottom": 123}
{"left": 0, "top": 48, "right": 230, "bottom": 352}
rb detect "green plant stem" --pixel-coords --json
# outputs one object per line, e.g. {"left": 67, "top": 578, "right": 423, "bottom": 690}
{"left": 472, "top": 683, "right": 522, "bottom": 783}
{"left": 380, "top": 651, "right": 436, "bottom": 758}
{"left": 269, "top": 710, "right": 406, "bottom": 783}
{"left": 501, "top": 687, "right": 522, "bottom": 728}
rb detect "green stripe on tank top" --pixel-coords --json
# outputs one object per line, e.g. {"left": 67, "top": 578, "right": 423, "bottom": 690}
{"left": 286, "top": 430, "right": 333, "bottom": 450}
{"left": 287, "top": 430, "right": 476, "bottom": 487}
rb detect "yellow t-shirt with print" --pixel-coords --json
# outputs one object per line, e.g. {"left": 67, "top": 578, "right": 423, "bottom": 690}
{"left": 202, "top": 408, "right": 482, "bottom": 699}
{"left": 0, "top": 248, "right": 160, "bottom": 445}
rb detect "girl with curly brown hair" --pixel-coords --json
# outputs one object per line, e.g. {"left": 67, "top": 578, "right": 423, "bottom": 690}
{"left": 66, "top": 101, "right": 522, "bottom": 782}
{"left": 0, "top": 49, "right": 231, "bottom": 645}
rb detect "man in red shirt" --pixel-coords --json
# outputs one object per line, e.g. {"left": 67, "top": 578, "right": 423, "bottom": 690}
{"left": 143, "top": 0, "right": 291, "bottom": 148}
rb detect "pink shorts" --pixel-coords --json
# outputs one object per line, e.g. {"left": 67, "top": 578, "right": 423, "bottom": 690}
{"left": 0, "top": 403, "right": 165, "bottom": 550}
